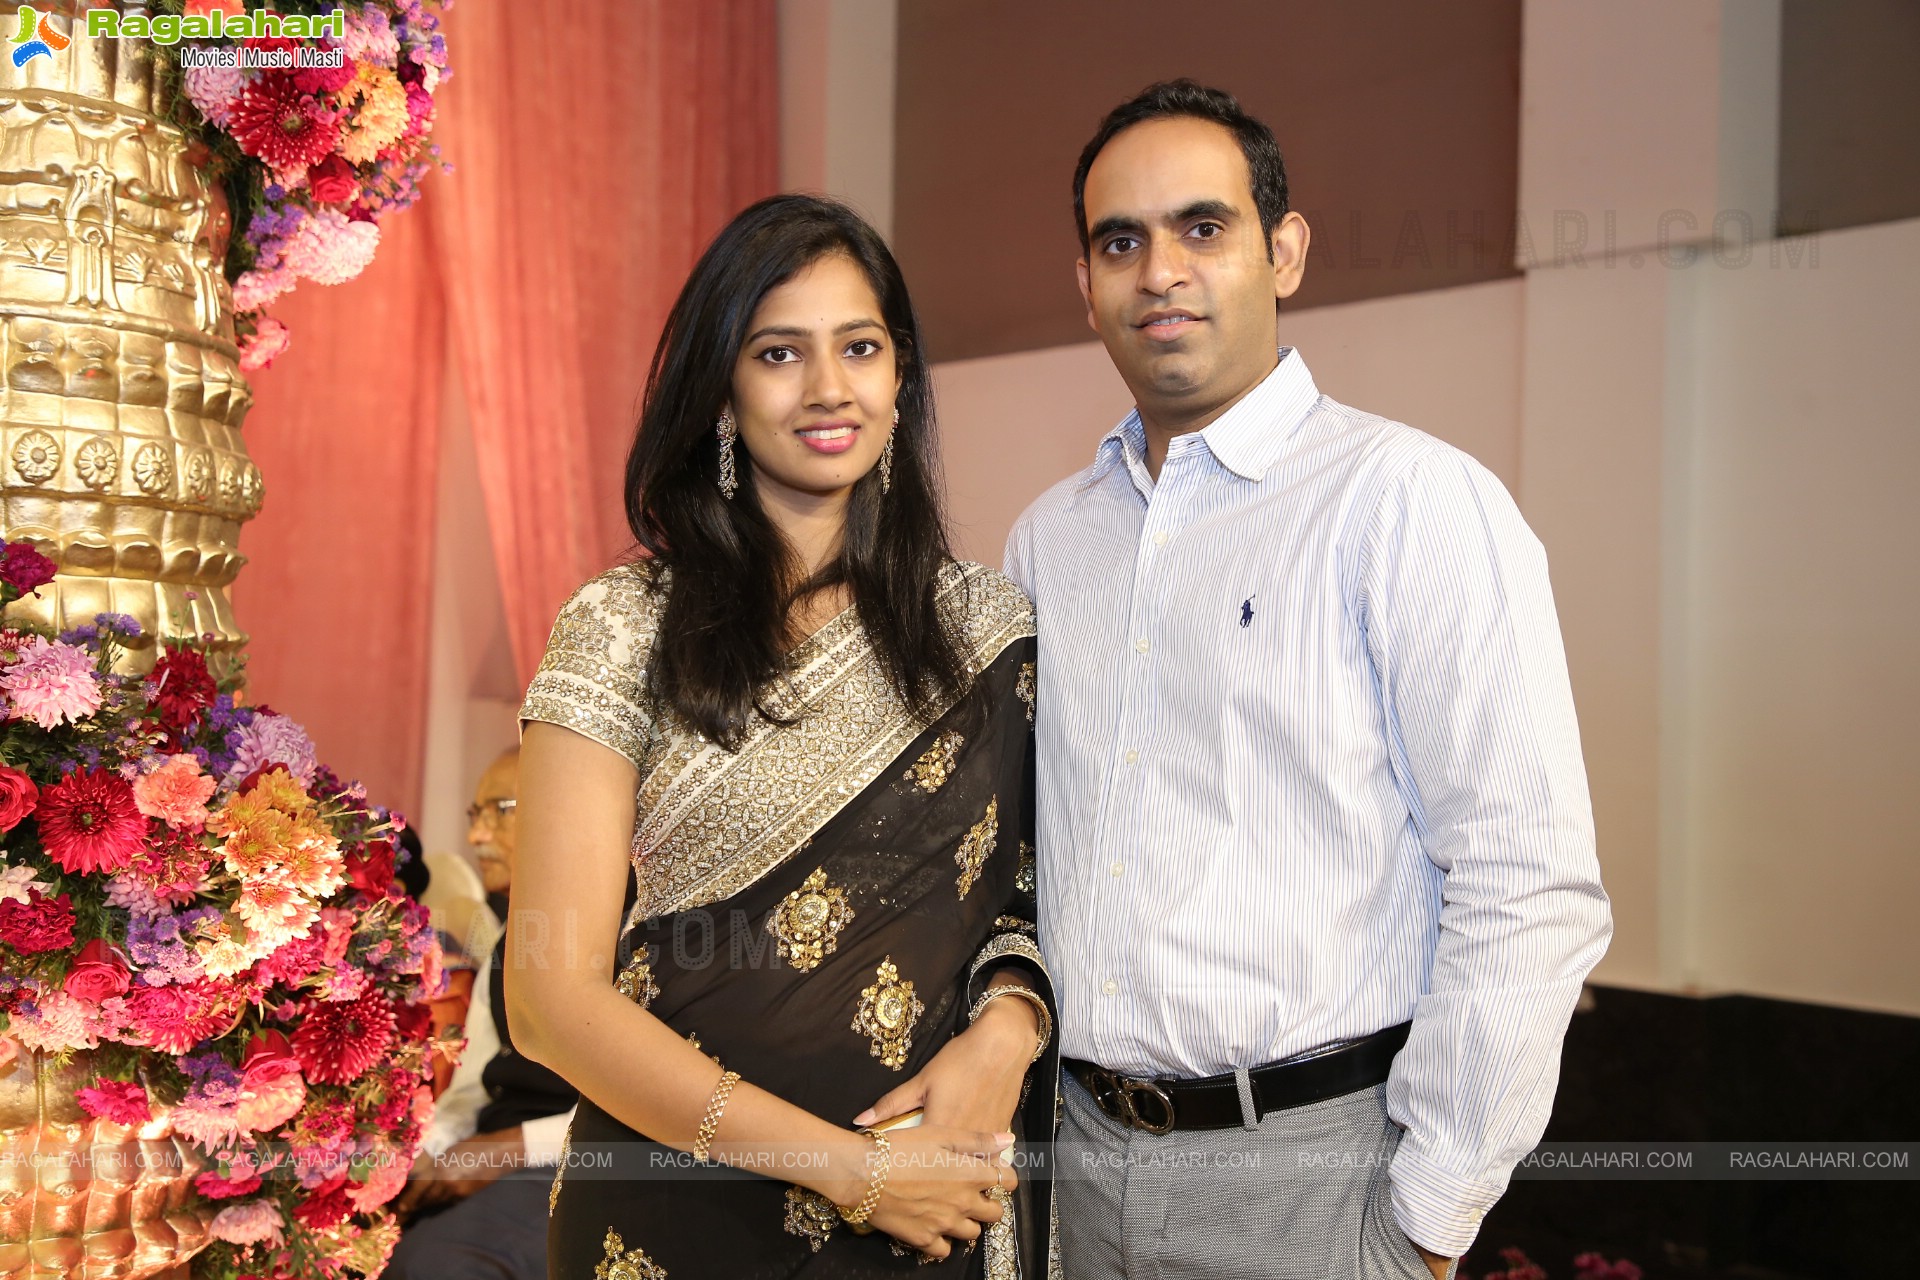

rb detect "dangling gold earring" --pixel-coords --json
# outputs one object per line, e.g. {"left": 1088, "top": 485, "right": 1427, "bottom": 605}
{"left": 880, "top": 407, "right": 898, "bottom": 494}
{"left": 715, "top": 410, "right": 738, "bottom": 499}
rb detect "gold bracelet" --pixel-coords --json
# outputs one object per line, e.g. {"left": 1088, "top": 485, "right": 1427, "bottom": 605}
{"left": 837, "top": 1128, "right": 892, "bottom": 1232}
{"left": 968, "top": 984, "right": 1052, "bottom": 1064}
{"left": 691, "top": 1069, "right": 740, "bottom": 1164}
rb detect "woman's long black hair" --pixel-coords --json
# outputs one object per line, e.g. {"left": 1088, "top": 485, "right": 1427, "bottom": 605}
{"left": 625, "top": 194, "right": 972, "bottom": 750}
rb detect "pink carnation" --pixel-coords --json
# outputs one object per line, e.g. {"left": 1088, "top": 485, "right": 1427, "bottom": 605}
{"left": 347, "top": 1138, "right": 411, "bottom": 1211}
{"left": 8, "top": 989, "right": 101, "bottom": 1054}
{"left": 0, "top": 636, "right": 103, "bottom": 729}
{"left": 134, "top": 754, "right": 216, "bottom": 828}
{"left": 227, "top": 713, "right": 319, "bottom": 787}
{"left": 238, "top": 317, "right": 292, "bottom": 373}
{"left": 281, "top": 208, "right": 380, "bottom": 287}
{"left": 232, "top": 265, "right": 296, "bottom": 314}
{"left": 75, "top": 1079, "right": 152, "bottom": 1126}
{"left": 208, "top": 1198, "right": 285, "bottom": 1248}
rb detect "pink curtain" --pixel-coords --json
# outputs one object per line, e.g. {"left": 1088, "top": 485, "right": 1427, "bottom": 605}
{"left": 235, "top": 212, "right": 445, "bottom": 820}
{"left": 236, "top": 3, "right": 778, "bottom": 816}
{"left": 429, "top": 0, "right": 780, "bottom": 685}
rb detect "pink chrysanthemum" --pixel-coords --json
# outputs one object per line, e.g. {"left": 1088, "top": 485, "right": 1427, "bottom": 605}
{"left": 76, "top": 1079, "right": 153, "bottom": 1125}
{"left": 134, "top": 754, "right": 216, "bottom": 829}
{"left": 227, "top": 712, "right": 319, "bottom": 787}
{"left": 232, "top": 264, "right": 297, "bottom": 314}
{"left": 227, "top": 75, "right": 340, "bottom": 173}
{"left": 209, "top": 1198, "right": 286, "bottom": 1248}
{"left": 291, "top": 991, "right": 394, "bottom": 1085}
{"left": 37, "top": 768, "right": 145, "bottom": 875}
{"left": 123, "top": 980, "right": 237, "bottom": 1055}
{"left": 8, "top": 989, "right": 101, "bottom": 1054}
{"left": 0, "top": 636, "right": 103, "bottom": 729}
{"left": 183, "top": 62, "right": 245, "bottom": 128}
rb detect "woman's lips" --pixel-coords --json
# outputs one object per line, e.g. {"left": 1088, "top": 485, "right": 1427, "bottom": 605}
{"left": 797, "top": 423, "right": 859, "bottom": 454}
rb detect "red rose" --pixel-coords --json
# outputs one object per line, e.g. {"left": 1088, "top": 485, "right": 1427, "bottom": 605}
{"left": 242, "top": 1029, "right": 301, "bottom": 1082}
{"left": 345, "top": 839, "right": 395, "bottom": 896}
{"left": 0, "top": 764, "right": 38, "bottom": 832}
{"left": 0, "top": 891, "right": 76, "bottom": 953}
{"left": 64, "top": 938, "right": 131, "bottom": 1002}
{"left": 392, "top": 999, "right": 432, "bottom": 1043}
{"left": 148, "top": 647, "right": 216, "bottom": 734}
{"left": 0, "top": 542, "right": 57, "bottom": 597}
{"left": 308, "top": 154, "right": 360, "bottom": 204}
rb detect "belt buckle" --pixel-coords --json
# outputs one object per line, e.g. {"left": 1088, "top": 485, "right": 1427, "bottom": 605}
{"left": 1084, "top": 1066, "right": 1177, "bottom": 1135}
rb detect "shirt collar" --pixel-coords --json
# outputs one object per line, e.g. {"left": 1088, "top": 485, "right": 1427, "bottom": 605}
{"left": 1081, "top": 347, "right": 1320, "bottom": 492}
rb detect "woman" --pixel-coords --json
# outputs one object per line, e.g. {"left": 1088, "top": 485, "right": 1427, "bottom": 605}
{"left": 509, "top": 194, "right": 1057, "bottom": 1280}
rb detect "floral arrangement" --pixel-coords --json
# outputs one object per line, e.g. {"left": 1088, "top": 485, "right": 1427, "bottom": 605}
{"left": 158, "top": 0, "right": 453, "bottom": 372}
{"left": 1466, "top": 1247, "right": 1643, "bottom": 1280}
{"left": 0, "top": 544, "right": 451, "bottom": 1280}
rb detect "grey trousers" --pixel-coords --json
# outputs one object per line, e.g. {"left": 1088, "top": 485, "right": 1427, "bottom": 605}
{"left": 1056, "top": 1074, "right": 1446, "bottom": 1280}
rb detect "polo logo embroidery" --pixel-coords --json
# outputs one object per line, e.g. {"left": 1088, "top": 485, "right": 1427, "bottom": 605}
{"left": 1239, "top": 596, "right": 1256, "bottom": 628}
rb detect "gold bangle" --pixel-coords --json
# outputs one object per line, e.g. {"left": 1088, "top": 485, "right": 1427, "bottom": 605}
{"left": 969, "top": 984, "right": 1052, "bottom": 1064}
{"left": 837, "top": 1128, "right": 892, "bottom": 1232}
{"left": 691, "top": 1069, "right": 740, "bottom": 1164}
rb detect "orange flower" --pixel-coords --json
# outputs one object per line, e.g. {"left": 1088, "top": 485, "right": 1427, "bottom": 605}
{"left": 133, "top": 754, "right": 216, "bottom": 828}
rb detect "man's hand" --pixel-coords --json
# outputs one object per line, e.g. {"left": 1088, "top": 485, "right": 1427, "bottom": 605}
{"left": 393, "top": 1126, "right": 527, "bottom": 1217}
{"left": 1413, "top": 1241, "right": 1454, "bottom": 1279}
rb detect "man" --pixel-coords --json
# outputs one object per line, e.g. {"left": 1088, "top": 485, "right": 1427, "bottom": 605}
{"left": 1005, "top": 82, "right": 1611, "bottom": 1279}
{"left": 388, "top": 748, "right": 577, "bottom": 1280}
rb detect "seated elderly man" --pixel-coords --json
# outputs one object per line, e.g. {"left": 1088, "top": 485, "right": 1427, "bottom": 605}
{"left": 388, "top": 748, "right": 576, "bottom": 1280}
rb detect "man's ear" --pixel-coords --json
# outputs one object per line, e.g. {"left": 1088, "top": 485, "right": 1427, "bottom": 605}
{"left": 1076, "top": 258, "right": 1097, "bottom": 333}
{"left": 1272, "top": 212, "right": 1310, "bottom": 301}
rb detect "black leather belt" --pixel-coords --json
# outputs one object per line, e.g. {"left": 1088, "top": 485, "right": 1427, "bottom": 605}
{"left": 1065, "top": 1021, "right": 1412, "bottom": 1134}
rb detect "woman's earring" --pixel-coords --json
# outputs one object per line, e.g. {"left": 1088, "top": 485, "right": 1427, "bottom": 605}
{"left": 716, "top": 411, "right": 738, "bottom": 499}
{"left": 880, "top": 408, "right": 898, "bottom": 494}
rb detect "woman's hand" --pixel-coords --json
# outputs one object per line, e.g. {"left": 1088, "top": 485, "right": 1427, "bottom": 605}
{"left": 854, "top": 982, "right": 1040, "bottom": 1136}
{"left": 855, "top": 1125, "right": 1017, "bottom": 1261}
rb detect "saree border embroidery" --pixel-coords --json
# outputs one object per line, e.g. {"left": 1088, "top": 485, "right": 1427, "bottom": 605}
{"left": 595, "top": 1227, "right": 668, "bottom": 1280}
{"left": 768, "top": 867, "right": 854, "bottom": 972}
{"left": 548, "top": 1117, "right": 574, "bottom": 1214}
{"left": 782, "top": 1185, "right": 840, "bottom": 1252}
{"left": 626, "top": 564, "right": 1034, "bottom": 925}
{"left": 955, "top": 795, "right": 999, "bottom": 899}
{"left": 852, "top": 955, "right": 925, "bottom": 1070}
{"left": 1016, "top": 661, "right": 1036, "bottom": 724}
{"left": 968, "top": 931, "right": 1047, "bottom": 985}
{"left": 983, "top": 1186, "right": 1018, "bottom": 1279}
{"left": 904, "top": 729, "right": 965, "bottom": 793}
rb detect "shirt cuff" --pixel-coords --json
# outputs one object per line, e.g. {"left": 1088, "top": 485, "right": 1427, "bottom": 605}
{"left": 520, "top": 1107, "right": 576, "bottom": 1167}
{"left": 1388, "top": 1142, "right": 1505, "bottom": 1258}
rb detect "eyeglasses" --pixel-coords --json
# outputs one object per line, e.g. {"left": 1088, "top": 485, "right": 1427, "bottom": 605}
{"left": 466, "top": 798, "right": 518, "bottom": 824}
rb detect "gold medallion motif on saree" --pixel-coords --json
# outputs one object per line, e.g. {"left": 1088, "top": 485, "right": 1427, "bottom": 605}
{"left": 905, "top": 730, "right": 966, "bottom": 793}
{"left": 769, "top": 867, "right": 854, "bottom": 973}
{"left": 852, "top": 956, "right": 925, "bottom": 1070}
{"left": 595, "top": 1228, "right": 667, "bottom": 1280}
{"left": 782, "top": 1185, "right": 840, "bottom": 1251}
{"left": 1016, "top": 661, "right": 1036, "bottom": 724}
{"left": 955, "top": 795, "right": 999, "bottom": 899}
{"left": 1015, "top": 840, "right": 1036, "bottom": 896}
{"left": 614, "top": 949, "right": 660, "bottom": 1007}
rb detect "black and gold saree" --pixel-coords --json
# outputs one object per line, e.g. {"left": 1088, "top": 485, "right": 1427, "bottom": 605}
{"left": 519, "top": 561, "right": 1057, "bottom": 1280}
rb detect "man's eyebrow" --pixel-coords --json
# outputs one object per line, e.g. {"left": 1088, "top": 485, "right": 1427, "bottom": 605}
{"left": 1088, "top": 200, "right": 1241, "bottom": 246}
{"left": 744, "top": 318, "right": 884, "bottom": 344}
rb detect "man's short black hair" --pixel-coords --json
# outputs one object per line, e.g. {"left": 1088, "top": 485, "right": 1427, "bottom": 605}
{"left": 1073, "top": 79, "right": 1289, "bottom": 259}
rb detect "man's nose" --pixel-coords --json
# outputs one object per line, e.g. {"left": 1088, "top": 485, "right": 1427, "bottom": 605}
{"left": 1139, "top": 234, "right": 1191, "bottom": 295}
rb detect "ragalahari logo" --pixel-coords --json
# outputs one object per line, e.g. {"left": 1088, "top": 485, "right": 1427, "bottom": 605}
{"left": 9, "top": 6, "right": 72, "bottom": 68}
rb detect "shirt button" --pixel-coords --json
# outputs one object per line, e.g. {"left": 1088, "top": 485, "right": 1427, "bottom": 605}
{"left": 1102, "top": 979, "right": 1119, "bottom": 995}
{"left": 1134, "top": 637, "right": 1150, "bottom": 655}
{"left": 1109, "top": 861, "right": 1125, "bottom": 877}
{"left": 1153, "top": 531, "right": 1168, "bottom": 546}
{"left": 1123, "top": 749, "right": 1139, "bottom": 765}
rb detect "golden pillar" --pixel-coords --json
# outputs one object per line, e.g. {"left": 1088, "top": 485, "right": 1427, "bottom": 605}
{"left": 0, "top": 0, "right": 260, "bottom": 678}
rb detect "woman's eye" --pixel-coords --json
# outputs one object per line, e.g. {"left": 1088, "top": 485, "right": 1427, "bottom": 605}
{"left": 846, "top": 339, "right": 882, "bottom": 358}
{"left": 758, "top": 347, "right": 798, "bottom": 365}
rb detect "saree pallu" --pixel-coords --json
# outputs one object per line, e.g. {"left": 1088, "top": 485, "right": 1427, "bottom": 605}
{"left": 520, "top": 562, "right": 1057, "bottom": 1280}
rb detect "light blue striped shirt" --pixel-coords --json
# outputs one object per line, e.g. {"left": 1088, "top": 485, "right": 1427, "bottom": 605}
{"left": 1005, "top": 348, "right": 1611, "bottom": 1254}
